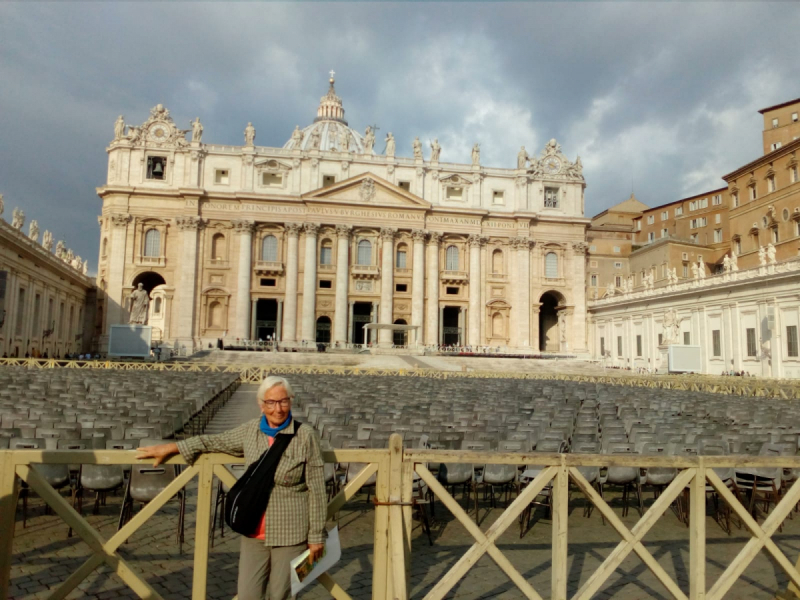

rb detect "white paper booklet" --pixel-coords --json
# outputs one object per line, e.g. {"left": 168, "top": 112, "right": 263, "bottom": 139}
{"left": 290, "top": 526, "right": 341, "bottom": 596}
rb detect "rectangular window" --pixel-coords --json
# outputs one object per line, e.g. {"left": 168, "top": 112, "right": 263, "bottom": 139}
{"left": 590, "top": 274, "right": 597, "bottom": 287}
{"left": 715, "top": 213, "right": 721, "bottom": 224}
{"left": 732, "top": 192, "right": 739, "bottom": 208}
{"left": 712, "top": 194, "right": 722, "bottom": 205}
{"left": 636, "top": 335, "right": 642, "bottom": 357}
{"left": 768, "top": 175, "right": 776, "bottom": 193}
{"left": 683, "top": 263, "right": 689, "bottom": 278}
{"left": 746, "top": 328, "right": 757, "bottom": 357}
{"left": 614, "top": 262, "right": 622, "bottom": 269}
{"left": 322, "top": 175, "right": 336, "bottom": 187}
{"left": 661, "top": 228, "right": 668, "bottom": 238}
{"left": 690, "top": 233, "right": 698, "bottom": 243}
{"left": 689, "top": 201, "right": 696, "bottom": 211}
{"left": 319, "top": 246, "right": 332, "bottom": 265}
{"left": 260, "top": 278, "right": 276, "bottom": 287}
{"left": 658, "top": 333, "right": 663, "bottom": 346}
{"left": 636, "top": 221, "right": 642, "bottom": 231}
{"left": 648, "top": 232, "right": 655, "bottom": 242}
{"left": 398, "top": 181, "right": 411, "bottom": 192}
{"left": 589, "top": 246, "right": 597, "bottom": 252}
{"left": 772, "top": 228, "right": 779, "bottom": 243}
{"left": 615, "top": 275, "right": 622, "bottom": 287}
{"left": 675, "top": 206, "right": 683, "bottom": 216}
{"left": 395, "top": 283, "right": 408, "bottom": 293}
{"left": 445, "top": 286, "right": 459, "bottom": 295}
{"left": 750, "top": 186, "right": 757, "bottom": 201}
{"left": 613, "top": 246, "right": 621, "bottom": 253}
{"left": 770, "top": 142, "right": 781, "bottom": 151}
{"left": 683, "top": 331, "right": 691, "bottom": 345}
{"left": 590, "top": 260, "right": 598, "bottom": 267}
{"left": 146, "top": 156, "right": 167, "bottom": 180}
{"left": 788, "top": 325, "right": 799, "bottom": 357}
{"left": 600, "top": 337, "right": 605, "bottom": 356}
{"left": 792, "top": 166, "right": 798, "bottom": 183}
{"left": 262, "top": 172, "right": 283, "bottom": 187}
{"left": 712, "top": 330, "right": 721, "bottom": 357}
{"left": 647, "top": 215, "right": 655, "bottom": 224}
{"left": 714, "top": 229, "right": 723, "bottom": 243}
{"left": 544, "top": 187, "right": 560, "bottom": 208}
{"left": 617, "top": 336, "right": 623, "bottom": 357}
{"left": 772, "top": 117, "right": 779, "bottom": 128}
{"left": 793, "top": 112, "right": 799, "bottom": 123}
{"left": 700, "top": 198, "right": 708, "bottom": 209}
{"left": 214, "top": 169, "right": 229, "bottom": 185}
{"left": 318, "top": 280, "right": 332, "bottom": 289}
{"left": 446, "top": 187, "right": 463, "bottom": 200}
{"left": 396, "top": 250, "right": 407, "bottom": 268}
{"left": 661, "top": 211, "right": 669, "bottom": 220}
{"left": 492, "top": 190, "right": 505, "bottom": 204}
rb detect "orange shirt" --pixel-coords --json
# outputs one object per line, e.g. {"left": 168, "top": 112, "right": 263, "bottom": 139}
{"left": 252, "top": 435, "right": 274, "bottom": 540}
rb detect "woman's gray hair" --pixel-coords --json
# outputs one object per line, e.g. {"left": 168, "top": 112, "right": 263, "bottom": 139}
{"left": 256, "top": 376, "right": 295, "bottom": 402}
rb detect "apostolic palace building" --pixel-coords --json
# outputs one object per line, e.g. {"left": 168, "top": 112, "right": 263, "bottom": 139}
{"left": 94, "top": 76, "right": 590, "bottom": 353}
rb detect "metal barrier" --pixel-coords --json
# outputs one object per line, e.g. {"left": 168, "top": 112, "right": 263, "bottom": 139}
{"left": 1, "top": 357, "right": 799, "bottom": 399}
{"left": 4, "top": 437, "right": 800, "bottom": 599}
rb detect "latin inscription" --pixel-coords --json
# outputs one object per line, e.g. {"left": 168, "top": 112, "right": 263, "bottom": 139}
{"left": 426, "top": 215, "right": 482, "bottom": 226}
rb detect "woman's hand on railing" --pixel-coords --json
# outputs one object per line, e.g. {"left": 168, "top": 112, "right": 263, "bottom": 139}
{"left": 136, "top": 443, "right": 180, "bottom": 466}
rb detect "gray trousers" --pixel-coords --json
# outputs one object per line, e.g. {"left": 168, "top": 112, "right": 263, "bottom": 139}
{"left": 238, "top": 537, "right": 307, "bottom": 600}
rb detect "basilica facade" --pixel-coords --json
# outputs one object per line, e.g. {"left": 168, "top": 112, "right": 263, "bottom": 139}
{"left": 96, "top": 77, "right": 589, "bottom": 353}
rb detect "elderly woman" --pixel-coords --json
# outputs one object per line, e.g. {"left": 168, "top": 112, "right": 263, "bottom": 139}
{"left": 137, "top": 376, "right": 327, "bottom": 600}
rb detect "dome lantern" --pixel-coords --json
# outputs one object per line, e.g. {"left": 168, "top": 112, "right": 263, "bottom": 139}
{"left": 314, "top": 70, "right": 347, "bottom": 125}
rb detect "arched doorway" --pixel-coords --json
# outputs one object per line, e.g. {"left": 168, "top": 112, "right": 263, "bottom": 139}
{"left": 539, "top": 292, "right": 564, "bottom": 352}
{"left": 393, "top": 319, "right": 407, "bottom": 347}
{"left": 316, "top": 316, "right": 331, "bottom": 344}
{"left": 132, "top": 271, "right": 166, "bottom": 294}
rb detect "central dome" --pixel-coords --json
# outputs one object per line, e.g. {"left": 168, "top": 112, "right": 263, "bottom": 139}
{"left": 283, "top": 75, "right": 370, "bottom": 154}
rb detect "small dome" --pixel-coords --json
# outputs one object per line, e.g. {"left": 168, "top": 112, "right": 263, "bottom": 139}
{"left": 283, "top": 73, "right": 372, "bottom": 154}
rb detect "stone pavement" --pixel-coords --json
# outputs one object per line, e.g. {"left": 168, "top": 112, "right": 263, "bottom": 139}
{"left": 8, "top": 385, "right": 800, "bottom": 599}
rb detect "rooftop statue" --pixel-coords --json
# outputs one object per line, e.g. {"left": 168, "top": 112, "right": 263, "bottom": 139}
{"left": 385, "top": 132, "right": 395, "bottom": 157}
{"left": 28, "top": 219, "right": 39, "bottom": 243}
{"left": 191, "top": 117, "right": 203, "bottom": 143}
{"left": 291, "top": 125, "right": 303, "bottom": 147}
{"left": 244, "top": 122, "right": 256, "bottom": 146}
{"left": 11, "top": 207, "right": 24, "bottom": 230}
{"left": 472, "top": 143, "right": 480, "bottom": 166}
{"left": 363, "top": 126, "right": 375, "bottom": 153}
{"left": 430, "top": 139, "right": 441, "bottom": 162}
{"left": 42, "top": 230, "right": 53, "bottom": 252}
{"left": 517, "top": 146, "right": 528, "bottom": 169}
{"left": 114, "top": 115, "right": 126, "bottom": 140}
{"left": 413, "top": 137, "right": 422, "bottom": 159}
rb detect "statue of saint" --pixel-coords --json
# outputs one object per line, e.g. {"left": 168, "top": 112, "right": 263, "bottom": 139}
{"left": 697, "top": 257, "right": 706, "bottom": 279}
{"left": 114, "top": 115, "right": 125, "bottom": 140}
{"left": 42, "top": 230, "right": 53, "bottom": 252}
{"left": 662, "top": 309, "right": 681, "bottom": 345}
{"left": 723, "top": 254, "right": 731, "bottom": 273}
{"left": 731, "top": 251, "right": 739, "bottom": 271}
{"left": 385, "top": 132, "right": 395, "bottom": 157}
{"left": 128, "top": 283, "right": 150, "bottom": 325}
{"left": 291, "top": 125, "right": 303, "bottom": 147}
{"left": 430, "top": 139, "right": 441, "bottom": 162}
{"left": 309, "top": 128, "right": 321, "bottom": 150}
{"left": 413, "top": 137, "right": 423, "bottom": 159}
{"left": 767, "top": 243, "right": 777, "bottom": 265}
{"left": 471, "top": 143, "right": 480, "bottom": 166}
{"left": 55, "top": 240, "right": 65, "bottom": 258}
{"left": 517, "top": 146, "right": 528, "bottom": 169}
{"left": 11, "top": 207, "right": 24, "bottom": 230}
{"left": 244, "top": 122, "right": 256, "bottom": 146}
{"left": 339, "top": 128, "right": 350, "bottom": 152}
{"left": 82, "top": 259, "right": 88, "bottom": 275}
{"left": 691, "top": 262, "right": 699, "bottom": 280}
{"left": 364, "top": 126, "right": 375, "bottom": 153}
{"left": 758, "top": 245, "right": 767, "bottom": 266}
{"left": 28, "top": 220, "right": 39, "bottom": 242}
{"left": 191, "top": 117, "right": 203, "bottom": 143}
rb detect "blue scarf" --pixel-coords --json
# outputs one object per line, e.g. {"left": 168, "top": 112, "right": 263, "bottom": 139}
{"left": 260, "top": 412, "right": 293, "bottom": 437}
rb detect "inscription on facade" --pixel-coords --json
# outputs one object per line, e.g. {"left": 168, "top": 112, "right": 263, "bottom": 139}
{"left": 427, "top": 215, "right": 482, "bottom": 226}
{"left": 483, "top": 220, "right": 521, "bottom": 229}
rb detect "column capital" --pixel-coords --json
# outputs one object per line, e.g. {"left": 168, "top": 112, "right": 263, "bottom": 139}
{"left": 110, "top": 213, "right": 132, "bottom": 228}
{"left": 335, "top": 224, "right": 352, "bottom": 239}
{"left": 286, "top": 222, "right": 303, "bottom": 236}
{"left": 175, "top": 216, "right": 205, "bottom": 231}
{"left": 303, "top": 222, "right": 320, "bottom": 236}
{"left": 427, "top": 231, "right": 443, "bottom": 246}
{"left": 510, "top": 236, "right": 533, "bottom": 250}
{"left": 571, "top": 241, "right": 588, "bottom": 254}
{"left": 411, "top": 229, "right": 428, "bottom": 243}
{"left": 380, "top": 227, "right": 396, "bottom": 241}
{"left": 231, "top": 219, "right": 256, "bottom": 234}
{"left": 468, "top": 234, "right": 487, "bottom": 248}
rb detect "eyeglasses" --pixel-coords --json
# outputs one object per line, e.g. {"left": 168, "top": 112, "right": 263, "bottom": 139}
{"left": 260, "top": 398, "right": 291, "bottom": 409}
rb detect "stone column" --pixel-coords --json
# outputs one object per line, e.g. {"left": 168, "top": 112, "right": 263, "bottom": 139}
{"left": 379, "top": 227, "right": 396, "bottom": 346}
{"left": 411, "top": 230, "right": 427, "bottom": 347}
{"left": 333, "top": 225, "right": 351, "bottom": 344}
{"left": 276, "top": 300, "right": 283, "bottom": 342}
{"left": 175, "top": 216, "right": 205, "bottom": 346}
{"left": 300, "top": 223, "right": 320, "bottom": 343}
{"left": 425, "top": 233, "right": 442, "bottom": 346}
{"left": 531, "top": 303, "right": 542, "bottom": 352}
{"left": 347, "top": 301, "right": 354, "bottom": 344}
{"left": 569, "top": 242, "right": 589, "bottom": 352}
{"left": 513, "top": 237, "right": 532, "bottom": 349}
{"left": 467, "top": 234, "right": 483, "bottom": 346}
{"left": 232, "top": 219, "right": 255, "bottom": 340}
{"left": 282, "top": 223, "right": 302, "bottom": 343}
{"left": 438, "top": 306, "right": 444, "bottom": 345}
{"left": 105, "top": 214, "right": 132, "bottom": 331}
{"left": 250, "top": 300, "right": 257, "bottom": 340}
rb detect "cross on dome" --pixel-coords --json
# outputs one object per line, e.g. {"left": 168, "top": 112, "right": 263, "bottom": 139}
{"left": 329, "top": 69, "right": 335, "bottom": 81}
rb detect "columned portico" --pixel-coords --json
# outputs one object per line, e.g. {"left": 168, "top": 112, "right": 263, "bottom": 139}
{"left": 300, "top": 222, "right": 319, "bottom": 342}
{"left": 333, "top": 224, "right": 351, "bottom": 343}
{"left": 282, "top": 223, "right": 301, "bottom": 342}
{"left": 379, "top": 227, "right": 396, "bottom": 346}
{"left": 232, "top": 219, "right": 254, "bottom": 340}
{"left": 411, "top": 229, "right": 426, "bottom": 346}
{"left": 426, "top": 233, "right": 441, "bottom": 346}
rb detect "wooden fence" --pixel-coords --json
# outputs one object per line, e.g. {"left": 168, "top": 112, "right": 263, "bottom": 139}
{"left": 4, "top": 437, "right": 800, "bottom": 599}
{"left": 1, "top": 357, "right": 799, "bottom": 400}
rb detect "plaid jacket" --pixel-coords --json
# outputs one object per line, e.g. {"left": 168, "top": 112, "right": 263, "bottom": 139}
{"left": 176, "top": 418, "right": 327, "bottom": 546}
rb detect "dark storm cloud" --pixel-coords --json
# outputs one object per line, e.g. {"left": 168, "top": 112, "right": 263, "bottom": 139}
{"left": 1, "top": 2, "right": 799, "bottom": 275}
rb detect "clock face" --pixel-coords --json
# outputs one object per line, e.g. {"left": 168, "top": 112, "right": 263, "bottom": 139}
{"left": 148, "top": 123, "right": 169, "bottom": 142}
{"left": 543, "top": 157, "right": 562, "bottom": 174}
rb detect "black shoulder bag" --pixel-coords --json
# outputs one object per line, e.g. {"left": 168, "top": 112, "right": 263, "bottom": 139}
{"left": 224, "top": 421, "right": 301, "bottom": 536}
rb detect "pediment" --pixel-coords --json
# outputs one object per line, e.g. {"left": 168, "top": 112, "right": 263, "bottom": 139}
{"left": 304, "top": 173, "right": 430, "bottom": 209}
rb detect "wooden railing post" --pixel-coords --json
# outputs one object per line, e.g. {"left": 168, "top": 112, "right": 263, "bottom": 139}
{"left": 192, "top": 458, "right": 215, "bottom": 600}
{"left": 372, "top": 449, "right": 392, "bottom": 600}
{"left": 551, "top": 455, "right": 569, "bottom": 600}
{"left": 690, "top": 462, "right": 706, "bottom": 600}
{"left": 0, "top": 451, "right": 20, "bottom": 600}
{"left": 387, "top": 433, "right": 407, "bottom": 600}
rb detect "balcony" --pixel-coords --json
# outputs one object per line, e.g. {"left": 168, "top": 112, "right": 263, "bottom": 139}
{"left": 440, "top": 270, "right": 468, "bottom": 284}
{"left": 254, "top": 260, "right": 284, "bottom": 276}
{"left": 394, "top": 267, "right": 412, "bottom": 276}
{"left": 318, "top": 264, "right": 335, "bottom": 273}
{"left": 135, "top": 255, "right": 166, "bottom": 268}
{"left": 351, "top": 264, "right": 380, "bottom": 279}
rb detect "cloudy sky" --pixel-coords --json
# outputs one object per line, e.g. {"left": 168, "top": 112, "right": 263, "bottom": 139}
{"left": 1, "top": 2, "right": 799, "bottom": 274}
